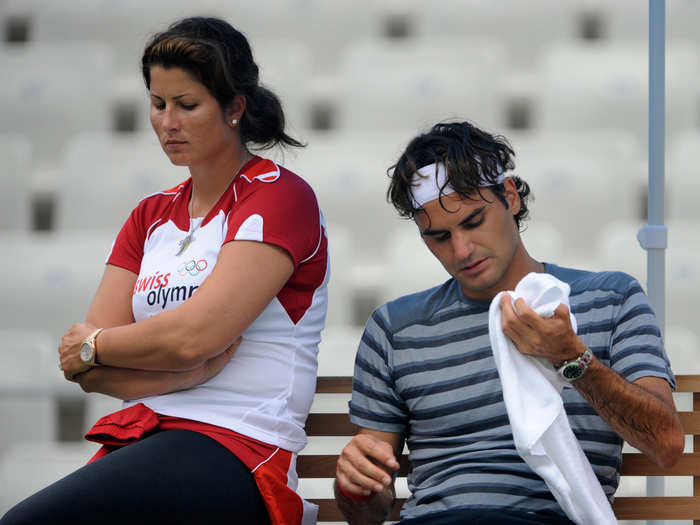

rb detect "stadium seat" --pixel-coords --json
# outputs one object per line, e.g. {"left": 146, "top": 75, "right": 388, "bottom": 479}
{"left": 665, "top": 324, "right": 700, "bottom": 375}
{"left": 533, "top": 41, "right": 700, "bottom": 143}
{"left": 668, "top": 130, "right": 700, "bottom": 220}
{"left": 604, "top": 0, "right": 700, "bottom": 46}
{"left": 0, "top": 134, "right": 33, "bottom": 231}
{"left": 666, "top": 221, "right": 700, "bottom": 336}
{"left": 595, "top": 219, "right": 647, "bottom": 285}
{"left": 0, "top": 441, "right": 98, "bottom": 516}
{"left": 0, "top": 231, "right": 114, "bottom": 343}
{"left": 332, "top": 37, "right": 508, "bottom": 132}
{"left": 0, "top": 330, "right": 61, "bottom": 453}
{"left": 10, "top": 0, "right": 206, "bottom": 75}
{"left": 55, "top": 131, "right": 189, "bottom": 231}
{"left": 217, "top": 0, "right": 380, "bottom": 72}
{"left": 514, "top": 150, "right": 639, "bottom": 258}
{"left": 409, "top": 0, "right": 585, "bottom": 66}
{"left": 0, "top": 41, "right": 115, "bottom": 167}
{"left": 378, "top": 221, "right": 452, "bottom": 305}
{"left": 248, "top": 38, "right": 315, "bottom": 131}
{"left": 283, "top": 129, "right": 409, "bottom": 254}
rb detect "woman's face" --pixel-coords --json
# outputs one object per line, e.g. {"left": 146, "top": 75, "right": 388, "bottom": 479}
{"left": 149, "top": 65, "right": 236, "bottom": 167}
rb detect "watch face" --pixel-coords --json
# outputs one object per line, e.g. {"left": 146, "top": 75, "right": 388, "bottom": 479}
{"left": 561, "top": 363, "right": 584, "bottom": 381}
{"left": 80, "top": 342, "right": 94, "bottom": 364}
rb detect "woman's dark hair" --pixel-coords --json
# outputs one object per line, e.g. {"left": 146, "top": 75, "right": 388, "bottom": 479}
{"left": 388, "top": 121, "right": 532, "bottom": 230}
{"left": 142, "top": 16, "right": 303, "bottom": 149}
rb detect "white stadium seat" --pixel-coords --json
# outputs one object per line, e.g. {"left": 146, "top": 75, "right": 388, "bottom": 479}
{"left": 333, "top": 37, "right": 508, "bottom": 132}
{"left": 534, "top": 41, "right": 700, "bottom": 143}
{"left": 0, "top": 134, "right": 33, "bottom": 231}
{"left": 0, "top": 330, "right": 61, "bottom": 453}
{"left": 283, "top": 129, "right": 410, "bottom": 254}
{"left": 665, "top": 324, "right": 700, "bottom": 375}
{"left": 379, "top": 221, "right": 452, "bottom": 305}
{"left": 668, "top": 130, "right": 700, "bottom": 220}
{"left": 0, "top": 41, "right": 115, "bottom": 167}
{"left": 55, "top": 132, "right": 189, "bottom": 231}
{"left": 249, "top": 39, "right": 315, "bottom": 131}
{"left": 0, "top": 231, "right": 114, "bottom": 342}
{"left": 409, "top": 0, "right": 584, "bottom": 66}
{"left": 0, "top": 441, "right": 99, "bottom": 516}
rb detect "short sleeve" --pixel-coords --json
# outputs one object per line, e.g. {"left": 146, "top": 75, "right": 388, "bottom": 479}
{"left": 608, "top": 276, "right": 676, "bottom": 389}
{"left": 106, "top": 205, "right": 146, "bottom": 274}
{"left": 225, "top": 173, "right": 321, "bottom": 268}
{"left": 349, "top": 307, "right": 410, "bottom": 433}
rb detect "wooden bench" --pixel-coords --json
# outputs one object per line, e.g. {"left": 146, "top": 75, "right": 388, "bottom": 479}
{"left": 299, "top": 375, "right": 700, "bottom": 523}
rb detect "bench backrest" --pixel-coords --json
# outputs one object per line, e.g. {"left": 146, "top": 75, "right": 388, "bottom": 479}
{"left": 299, "top": 375, "right": 700, "bottom": 522}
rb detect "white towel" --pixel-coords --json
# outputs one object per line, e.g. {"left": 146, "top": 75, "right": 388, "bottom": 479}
{"left": 488, "top": 272, "right": 617, "bottom": 525}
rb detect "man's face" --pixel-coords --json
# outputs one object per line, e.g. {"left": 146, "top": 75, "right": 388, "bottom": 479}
{"left": 415, "top": 182, "right": 522, "bottom": 301}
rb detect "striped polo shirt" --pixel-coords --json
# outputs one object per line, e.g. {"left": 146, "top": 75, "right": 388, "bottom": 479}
{"left": 349, "top": 263, "right": 675, "bottom": 520}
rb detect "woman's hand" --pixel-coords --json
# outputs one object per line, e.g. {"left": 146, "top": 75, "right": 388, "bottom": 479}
{"left": 74, "top": 338, "right": 243, "bottom": 399}
{"left": 59, "top": 322, "right": 98, "bottom": 381}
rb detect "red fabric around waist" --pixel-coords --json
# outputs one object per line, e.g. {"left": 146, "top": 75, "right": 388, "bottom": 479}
{"left": 84, "top": 402, "right": 276, "bottom": 469}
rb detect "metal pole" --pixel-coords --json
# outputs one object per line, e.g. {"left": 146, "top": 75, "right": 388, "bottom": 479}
{"left": 637, "top": 1, "right": 667, "bottom": 523}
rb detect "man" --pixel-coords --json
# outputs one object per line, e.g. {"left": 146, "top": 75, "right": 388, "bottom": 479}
{"left": 334, "top": 121, "right": 683, "bottom": 525}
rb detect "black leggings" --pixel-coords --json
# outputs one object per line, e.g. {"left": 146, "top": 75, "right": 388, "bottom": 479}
{"left": 0, "top": 430, "right": 272, "bottom": 525}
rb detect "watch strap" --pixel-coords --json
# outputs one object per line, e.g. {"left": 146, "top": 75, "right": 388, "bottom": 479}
{"left": 557, "top": 347, "right": 593, "bottom": 382}
{"left": 82, "top": 328, "right": 104, "bottom": 366}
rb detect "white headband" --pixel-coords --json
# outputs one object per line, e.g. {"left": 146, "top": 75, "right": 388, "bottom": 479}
{"left": 409, "top": 162, "right": 507, "bottom": 208}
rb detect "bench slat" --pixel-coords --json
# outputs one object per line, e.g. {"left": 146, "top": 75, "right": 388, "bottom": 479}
{"left": 297, "top": 455, "right": 410, "bottom": 478}
{"left": 680, "top": 411, "right": 700, "bottom": 434}
{"left": 298, "top": 453, "right": 700, "bottom": 478}
{"left": 305, "top": 413, "right": 357, "bottom": 435}
{"left": 612, "top": 497, "right": 700, "bottom": 519}
{"left": 305, "top": 412, "right": 700, "bottom": 437}
{"left": 620, "top": 453, "right": 700, "bottom": 476}
{"left": 315, "top": 377, "right": 353, "bottom": 393}
{"left": 312, "top": 497, "right": 700, "bottom": 521}
{"left": 312, "top": 498, "right": 404, "bottom": 521}
{"left": 677, "top": 375, "right": 700, "bottom": 392}
{"left": 315, "top": 374, "right": 700, "bottom": 394}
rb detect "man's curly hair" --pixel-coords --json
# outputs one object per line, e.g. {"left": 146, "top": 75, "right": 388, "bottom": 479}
{"left": 387, "top": 121, "right": 532, "bottom": 230}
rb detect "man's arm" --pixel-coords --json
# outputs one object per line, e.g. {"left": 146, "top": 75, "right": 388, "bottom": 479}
{"left": 501, "top": 294, "right": 684, "bottom": 468}
{"left": 570, "top": 362, "right": 683, "bottom": 467}
{"left": 335, "top": 428, "right": 404, "bottom": 525}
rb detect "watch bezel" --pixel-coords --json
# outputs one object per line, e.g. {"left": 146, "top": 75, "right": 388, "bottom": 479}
{"left": 560, "top": 361, "right": 585, "bottom": 381}
{"left": 80, "top": 341, "right": 95, "bottom": 365}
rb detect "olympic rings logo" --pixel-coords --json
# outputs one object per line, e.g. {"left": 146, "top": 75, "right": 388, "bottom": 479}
{"left": 177, "top": 259, "right": 208, "bottom": 277}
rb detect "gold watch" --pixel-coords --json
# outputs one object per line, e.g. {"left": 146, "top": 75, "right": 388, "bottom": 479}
{"left": 80, "top": 328, "right": 104, "bottom": 367}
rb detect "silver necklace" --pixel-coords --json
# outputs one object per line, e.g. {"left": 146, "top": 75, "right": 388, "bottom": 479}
{"left": 176, "top": 154, "right": 251, "bottom": 256}
{"left": 175, "top": 199, "right": 201, "bottom": 256}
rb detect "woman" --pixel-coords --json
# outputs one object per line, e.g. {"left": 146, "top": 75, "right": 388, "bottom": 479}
{"left": 1, "top": 17, "right": 327, "bottom": 525}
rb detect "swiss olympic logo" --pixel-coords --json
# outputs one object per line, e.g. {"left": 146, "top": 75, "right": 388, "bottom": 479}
{"left": 178, "top": 259, "right": 208, "bottom": 277}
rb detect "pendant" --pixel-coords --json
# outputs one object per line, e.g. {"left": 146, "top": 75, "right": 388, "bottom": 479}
{"left": 176, "top": 232, "right": 194, "bottom": 256}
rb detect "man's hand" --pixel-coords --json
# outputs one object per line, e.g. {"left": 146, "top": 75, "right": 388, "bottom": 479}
{"left": 336, "top": 433, "right": 399, "bottom": 498}
{"left": 500, "top": 293, "right": 585, "bottom": 365}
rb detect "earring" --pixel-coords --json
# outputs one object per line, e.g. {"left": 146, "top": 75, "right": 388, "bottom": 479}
{"left": 231, "top": 119, "right": 238, "bottom": 126}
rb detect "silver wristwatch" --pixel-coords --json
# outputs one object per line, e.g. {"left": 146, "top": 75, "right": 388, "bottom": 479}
{"left": 557, "top": 347, "right": 593, "bottom": 382}
{"left": 80, "top": 328, "right": 104, "bottom": 367}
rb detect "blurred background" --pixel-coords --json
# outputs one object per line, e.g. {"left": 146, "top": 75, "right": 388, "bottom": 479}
{"left": 0, "top": 0, "right": 698, "bottom": 521}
